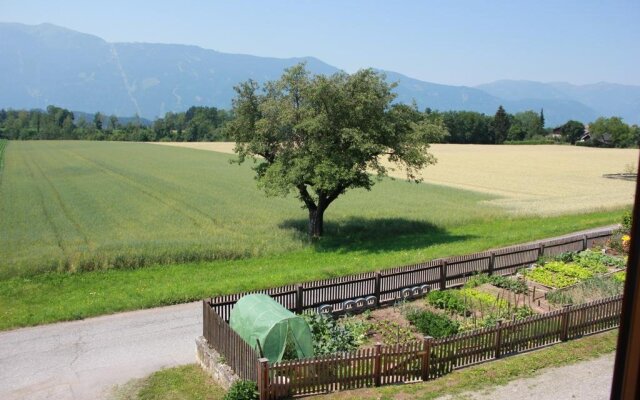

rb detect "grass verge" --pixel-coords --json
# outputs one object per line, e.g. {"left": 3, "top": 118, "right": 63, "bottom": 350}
{"left": 113, "top": 330, "right": 617, "bottom": 400}
{"left": 317, "top": 329, "right": 618, "bottom": 399}
{"left": 0, "top": 210, "right": 622, "bottom": 330}
{"left": 111, "top": 364, "right": 226, "bottom": 400}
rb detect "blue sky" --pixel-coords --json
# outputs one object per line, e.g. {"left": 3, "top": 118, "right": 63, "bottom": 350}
{"left": 2, "top": 0, "right": 639, "bottom": 86}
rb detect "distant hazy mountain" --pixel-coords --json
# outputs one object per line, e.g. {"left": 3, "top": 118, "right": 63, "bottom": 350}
{"left": 1, "top": 22, "right": 639, "bottom": 126}
{"left": 477, "top": 80, "right": 640, "bottom": 125}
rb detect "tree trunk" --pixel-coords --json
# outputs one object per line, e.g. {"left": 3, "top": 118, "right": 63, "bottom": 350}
{"left": 308, "top": 207, "right": 325, "bottom": 239}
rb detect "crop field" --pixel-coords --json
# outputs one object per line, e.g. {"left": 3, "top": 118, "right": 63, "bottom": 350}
{"left": 0, "top": 140, "right": 629, "bottom": 329}
{"left": 1, "top": 140, "right": 506, "bottom": 278}
{"left": 156, "top": 142, "right": 638, "bottom": 215}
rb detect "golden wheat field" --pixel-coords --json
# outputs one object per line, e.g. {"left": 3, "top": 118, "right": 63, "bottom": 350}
{"left": 154, "top": 142, "right": 638, "bottom": 215}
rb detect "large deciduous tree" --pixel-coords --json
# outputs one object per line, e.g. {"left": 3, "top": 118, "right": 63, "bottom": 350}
{"left": 589, "top": 116, "right": 637, "bottom": 148}
{"left": 227, "top": 64, "right": 446, "bottom": 239}
{"left": 559, "top": 120, "right": 585, "bottom": 144}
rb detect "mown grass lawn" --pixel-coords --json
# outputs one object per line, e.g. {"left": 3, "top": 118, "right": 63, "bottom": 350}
{"left": 114, "top": 330, "right": 618, "bottom": 400}
{"left": 0, "top": 141, "right": 628, "bottom": 330}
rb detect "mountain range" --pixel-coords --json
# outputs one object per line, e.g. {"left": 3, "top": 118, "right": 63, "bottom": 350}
{"left": 1, "top": 22, "right": 639, "bottom": 126}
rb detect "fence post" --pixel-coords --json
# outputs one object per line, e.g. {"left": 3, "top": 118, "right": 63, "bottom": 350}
{"left": 202, "top": 300, "right": 208, "bottom": 340}
{"left": 257, "top": 358, "right": 269, "bottom": 400}
{"left": 296, "top": 284, "right": 304, "bottom": 314}
{"left": 421, "top": 336, "right": 433, "bottom": 381}
{"left": 374, "top": 271, "right": 381, "bottom": 306}
{"left": 488, "top": 252, "right": 495, "bottom": 276}
{"left": 582, "top": 235, "right": 588, "bottom": 251}
{"left": 495, "top": 320, "right": 504, "bottom": 359}
{"left": 373, "top": 342, "right": 382, "bottom": 387}
{"left": 440, "top": 261, "right": 447, "bottom": 291}
{"left": 538, "top": 243, "right": 545, "bottom": 259}
{"left": 560, "top": 305, "right": 571, "bottom": 341}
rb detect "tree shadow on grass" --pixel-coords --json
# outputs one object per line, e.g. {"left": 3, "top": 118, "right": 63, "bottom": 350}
{"left": 279, "top": 217, "right": 474, "bottom": 254}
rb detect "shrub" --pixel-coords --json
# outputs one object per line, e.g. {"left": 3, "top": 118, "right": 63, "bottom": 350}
{"left": 405, "top": 309, "right": 459, "bottom": 338}
{"left": 224, "top": 380, "right": 259, "bottom": 400}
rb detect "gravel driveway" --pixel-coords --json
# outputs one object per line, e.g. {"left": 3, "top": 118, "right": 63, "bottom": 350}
{"left": 0, "top": 302, "right": 200, "bottom": 400}
{"left": 438, "top": 352, "right": 615, "bottom": 400}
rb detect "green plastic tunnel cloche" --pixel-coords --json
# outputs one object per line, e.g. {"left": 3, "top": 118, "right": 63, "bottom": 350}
{"left": 229, "top": 294, "right": 314, "bottom": 363}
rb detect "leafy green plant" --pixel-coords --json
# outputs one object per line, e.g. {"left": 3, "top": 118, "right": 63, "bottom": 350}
{"left": 524, "top": 267, "right": 578, "bottom": 288}
{"left": 224, "top": 380, "right": 259, "bottom": 400}
{"left": 546, "top": 275, "right": 624, "bottom": 305}
{"left": 465, "top": 273, "right": 529, "bottom": 294}
{"left": 301, "top": 312, "right": 369, "bottom": 356}
{"left": 464, "top": 274, "right": 492, "bottom": 288}
{"left": 573, "top": 249, "right": 624, "bottom": 271}
{"left": 546, "top": 290, "right": 574, "bottom": 305}
{"left": 373, "top": 320, "right": 416, "bottom": 345}
{"left": 427, "top": 290, "right": 469, "bottom": 315}
{"left": 543, "top": 261, "right": 593, "bottom": 279}
{"left": 622, "top": 209, "right": 632, "bottom": 232}
{"left": 405, "top": 309, "right": 459, "bottom": 338}
{"left": 512, "top": 306, "right": 535, "bottom": 319}
{"left": 459, "top": 288, "right": 509, "bottom": 311}
{"left": 613, "top": 271, "right": 626, "bottom": 283}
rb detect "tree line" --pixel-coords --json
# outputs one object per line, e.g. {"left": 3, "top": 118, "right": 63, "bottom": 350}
{"left": 1, "top": 103, "right": 638, "bottom": 148}
{"left": 434, "top": 107, "right": 639, "bottom": 148}
{"left": 0, "top": 105, "right": 232, "bottom": 142}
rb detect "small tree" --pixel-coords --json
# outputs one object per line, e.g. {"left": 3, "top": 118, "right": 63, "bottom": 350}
{"left": 559, "top": 120, "right": 585, "bottom": 144}
{"left": 589, "top": 116, "right": 635, "bottom": 148}
{"left": 228, "top": 64, "right": 446, "bottom": 238}
{"left": 93, "top": 112, "right": 103, "bottom": 131}
{"left": 490, "top": 106, "right": 511, "bottom": 144}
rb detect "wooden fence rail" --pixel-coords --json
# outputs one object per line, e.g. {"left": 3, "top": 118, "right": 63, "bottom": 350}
{"left": 258, "top": 294, "right": 622, "bottom": 399}
{"left": 202, "top": 300, "right": 260, "bottom": 381}
{"left": 206, "top": 228, "right": 614, "bottom": 321}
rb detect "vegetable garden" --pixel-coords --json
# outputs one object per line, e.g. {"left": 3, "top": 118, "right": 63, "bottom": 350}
{"left": 201, "top": 220, "right": 630, "bottom": 399}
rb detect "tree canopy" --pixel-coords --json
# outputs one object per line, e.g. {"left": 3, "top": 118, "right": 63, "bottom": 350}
{"left": 588, "top": 117, "right": 639, "bottom": 148}
{"left": 490, "top": 105, "right": 511, "bottom": 144}
{"left": 559, "top": 120, "right": 585, "bottom": 144}
{"left": 508, "top": 110, "right": 545, "bottom": 141}
{"left": 227, "top": 64, "right": 447, "bottom": 238}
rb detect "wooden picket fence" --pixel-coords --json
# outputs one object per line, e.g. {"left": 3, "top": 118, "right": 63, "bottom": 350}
{"left": 202, "top": 301, "right": 260, "bottom": 381}
{"left": 258, "top": 295, "right": 622, "bottom": 399}
{"left": 206, "top": 228, "right": 614, "bottom": 322}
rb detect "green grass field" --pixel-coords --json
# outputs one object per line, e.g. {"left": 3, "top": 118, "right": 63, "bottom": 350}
{"left": 1, "top": 140, "right": 509, "bottom": 278}
{"left": 0, "top": 141, "right": 627, "bottom": 329}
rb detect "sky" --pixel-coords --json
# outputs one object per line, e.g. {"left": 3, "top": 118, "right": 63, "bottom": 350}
{"left": 1, "top": 0, "right": 639, "bottom": 86}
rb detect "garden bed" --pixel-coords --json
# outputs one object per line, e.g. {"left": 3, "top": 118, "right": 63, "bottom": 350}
{"left": 296, "top": 275, "right": 538, "bottom": 356}
{"left": 295, "top": 247, "right": 627, "bottom": 357}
